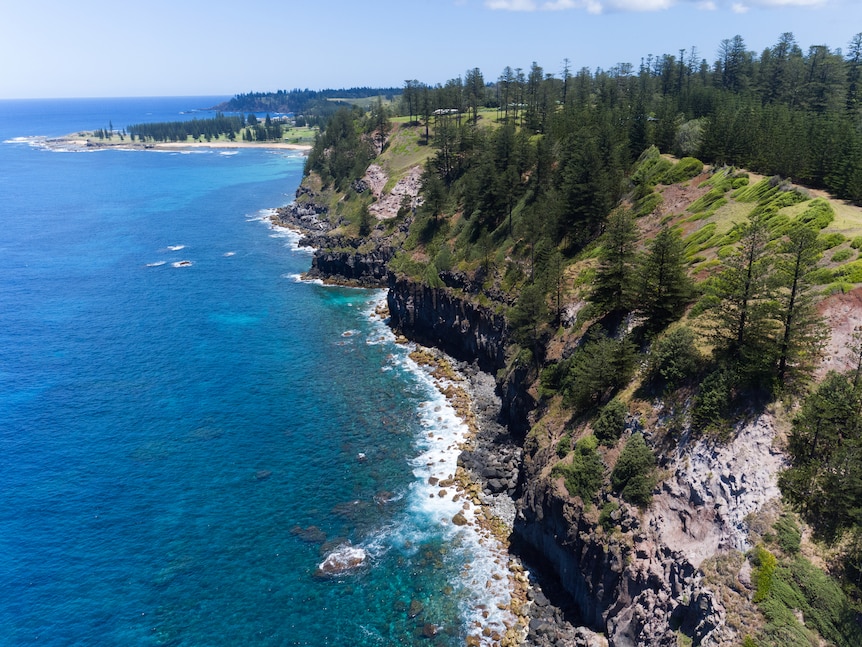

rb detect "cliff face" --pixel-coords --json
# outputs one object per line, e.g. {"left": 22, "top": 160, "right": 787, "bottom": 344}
{"left": 513, "top": 412, "right": 789, "bottom": 647}
{"left": 307, "top": 238, "right": 394, "bottom": 287}
{"left": 387, "top": 275, "right": 509, "bottom": 373}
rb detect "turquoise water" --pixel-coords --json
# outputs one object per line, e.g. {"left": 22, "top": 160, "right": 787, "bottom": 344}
{"left": 0, "top": 98, "right": 512, "bottom": 646}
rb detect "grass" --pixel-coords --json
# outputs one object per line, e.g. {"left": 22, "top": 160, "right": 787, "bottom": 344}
{"left": 377, "top": 122, "right": 433, "bottom": 179}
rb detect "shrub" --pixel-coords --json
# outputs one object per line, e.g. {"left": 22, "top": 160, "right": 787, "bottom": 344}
{"left": 593, "top": 398, "right": 627, "bottom": 446}
{"left": 610, "top": 433, "right": 657, "bottom": 506}
{"left": 552, "top": 435, "right": 604, "bottom": 502}
{"left": 797, "top": 198, "right": 835, "bottom": 229}
{"left": 751, "top": 544, "right": 778, "bottom": 603}
{"left": 631, "top": 146, "right": 673, "bottom": 187}
{"left": 663, "top": 157, "right": 704, "bottom": 184}
{"left": 683, "top": 222, "right": 717, "bottom": 254}
{"left": 850, "top": 236, "right": 862, "bottom": 250}
{"left": 819, "top": 232, "right": 847, "bottom": 249}
{"left": 634, "top": 191, "right": 663, "bottom": 217}
{"left": 834, "top": 259, "right": 862, "bottom": 283}
{"left": 645, "top": 325, "right": 702, "bottom": 390}
{"left": 831, "top": 248, "right": 853, "bottom": 263}
{"left": 773, "top": 515, "right": 801, "bottom": 555}
{"left": 599, "top": 501, "right": 620, "bottom": 531}
{"left": 556, "top": 434, "right": 572, "bottom": 458}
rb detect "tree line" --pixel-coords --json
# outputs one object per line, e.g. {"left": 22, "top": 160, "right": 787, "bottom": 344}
{"left": 127, "top": 113, "right": 284, "bottom": 143}
{"left": 216, "top": 87, "right": 400, "bottom": 128}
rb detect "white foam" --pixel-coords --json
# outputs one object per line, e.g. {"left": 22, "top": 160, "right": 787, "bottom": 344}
{"left": 223, "top": 251, "right": 236, "bottom": 257}
{"left": 145, "top": 261, "right": 166, "bottom": 267}
{"left": 171, "top": 260, "right": 193, "bottom": 268}
{"left": 316, "top": 543, "right": 368, "bottom": 576}
{"left": 355, "top": 293, "right": 517, "bottom": 643}
{"left": 166, "top": 245, "right": 185, "bottom": 251}
{"left": 282, "top": 273, "right": 323, "bottom": 285}
{"left": 219, "top": 151, "right": 238, "bottom": 156}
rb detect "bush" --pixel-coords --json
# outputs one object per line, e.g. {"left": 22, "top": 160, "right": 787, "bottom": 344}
{"left": 819, "top": 232, "right": 847, "bottom": 249}
{"left": 751, "top": 544, "right": 778, "bottom": 603}
{"left": 834, "top": 260, "right": 862, "bottom": 283}
{"left": 646, "top": 326, "right": 702, "bottom": 390}
{"left": 552, "top": 435, "right": 604, "bottom": 502}
{"left": 773, "top": 515, "right": 801, "bottom": 555}
{"left": 556, "top": 434, "right": 572, "bottom": 458}
{"left": 610, "top": 433, "right": 657, "bottom": 506}
{"left": 797, "top": 198, "right": 835, "bottom": 229}
{"left": 850, "top": 236, "right": 862, "bottom": 250}
{"left": 593, "top": 398, "right": 627, "bottom": 446}
{"left": 663, "top": 157, "right": 704, "bottom": 184}
{"left": 831, "top": 248, "right": 854, "bottom": 263}
{"left": 634, "top": 191, "right": 663, "bottom": 217}
{"left": 599, "top": 501, "right": 620, "bottom": 531}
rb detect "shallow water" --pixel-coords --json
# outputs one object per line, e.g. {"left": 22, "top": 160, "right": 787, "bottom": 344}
{"left": 0, "top": 97, "right": 512, "bottom": 646}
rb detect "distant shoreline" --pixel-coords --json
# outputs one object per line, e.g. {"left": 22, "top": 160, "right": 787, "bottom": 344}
{"left": 37, "top": 135, "right": 312, "bottom": 152}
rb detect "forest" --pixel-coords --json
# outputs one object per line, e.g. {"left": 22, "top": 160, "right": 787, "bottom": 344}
{"left": 126, "top": 113, "right": 284, "bottom": 142}
{"left": 299, "top": 31, "right": 862, "bottom": 645}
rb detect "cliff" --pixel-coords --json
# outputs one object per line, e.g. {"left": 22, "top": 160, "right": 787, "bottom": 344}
{"left": 280, "top": 140, "right": 862, "bottom": 645}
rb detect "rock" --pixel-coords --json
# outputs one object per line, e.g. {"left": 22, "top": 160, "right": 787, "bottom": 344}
{"left": 408, "top": 599, "right": 424, "bottom": 618}
{"left": 315, "top": 544, "right": 366, "bottom": 577}
{"left": 452, "top": 511, "right": 469, "bottom": 526}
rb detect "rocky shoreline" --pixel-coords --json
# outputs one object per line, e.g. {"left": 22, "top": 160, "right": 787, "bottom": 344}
{"left": 272, "top": 203, "right": 609, "bottom": 646}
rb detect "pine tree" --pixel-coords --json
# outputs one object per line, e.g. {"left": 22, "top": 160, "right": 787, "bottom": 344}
{"left": 592, "top": 207, "right": 638, "bottom": 315}
{"left": 709, "top": 213, "right": 778, "bottom": 383}
{"left": 775, "top": 222, "right": 826, "bottom": 389}
{"left": 638, "top": 226, "right": 692, "bottom": 331}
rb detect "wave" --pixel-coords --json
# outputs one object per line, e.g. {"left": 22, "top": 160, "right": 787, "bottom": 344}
{"left": 171, "top": 260, "right": 193, "bottom": 268}
{"left": 355, "top": 293, "right": 517, "bottom": 643}
{"left": 145, "top": 261, "right": 166, "bottom": 267}
{"left": 223, "top": 251, "right": 236, "bottom": 257}
{"left": 315, "top": 543, "right": 368, "bottom": 577}
{"left": 166, "top": 245, "right": 185, "bottom": 251}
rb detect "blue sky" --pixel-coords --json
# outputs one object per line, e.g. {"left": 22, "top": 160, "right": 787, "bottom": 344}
{"left": 1, "top": 0, "right": 859, "bottom": 99}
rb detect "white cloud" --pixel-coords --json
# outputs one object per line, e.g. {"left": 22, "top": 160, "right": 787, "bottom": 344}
{"left": 484, "top": 0, "right": 832, "bottom": 11}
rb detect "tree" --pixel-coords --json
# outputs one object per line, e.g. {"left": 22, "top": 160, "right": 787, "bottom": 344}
{"left": 775, "top": 222, "right": 827, "bottom": 389}
{"left": 464, "top": 67, "right": 485, "bottom": 124}
{"left": 638, "top": 226, "right": 692, "bottom": 331}
{"left": 509, "top": 281, "right": 548, "bottom": 358}
{"left": 593, "top": 398, "right": 627, "bottom": 446}
{"left": 779, "top": 371, "right": 862, "bottom": 541}
{"left": 709, "top": 213, "right": 778, "bottom": 383}
{"left": 592, "top": 207, "right": 638, "bottom": 315}
{"left": 553, "top": 435, "right": 604, "bottom": 502}
{"left": 357, "top": 203, "right": 372, "bottom": 238}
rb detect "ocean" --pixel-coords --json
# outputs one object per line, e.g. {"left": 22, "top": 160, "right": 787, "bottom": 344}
{"left": 0, "top": 97, "right": 513, "bottom": 646}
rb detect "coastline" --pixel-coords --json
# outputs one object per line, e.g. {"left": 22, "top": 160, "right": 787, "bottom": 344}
{"left": 14, "top": 135, "right": 312, "bottom": 152}
{"left": 271, "top": 212, "right": 599, "bottom": 647}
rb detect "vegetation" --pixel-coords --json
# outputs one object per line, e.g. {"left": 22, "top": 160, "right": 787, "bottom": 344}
{"left": 289, "top": 29, "right": 862, "bottom": 644}
{"left": 124, "top": 113, "right": 293, "bottom": 143}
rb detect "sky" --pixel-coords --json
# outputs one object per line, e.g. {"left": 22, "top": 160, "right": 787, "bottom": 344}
{"left": 1, "top": 0, "right": 860, "bottom": 99}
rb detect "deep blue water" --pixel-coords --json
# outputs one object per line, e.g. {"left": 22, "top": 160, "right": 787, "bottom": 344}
{"left": 0, "top": 98, "right": 512, "bottom": 646}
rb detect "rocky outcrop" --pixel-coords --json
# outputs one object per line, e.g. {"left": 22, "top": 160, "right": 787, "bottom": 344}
{"left": 274, "top": 194, "right": 330, "bottom": 233}
{"left": 387, "top": 275, "right": 509, "bottom": 373}
{"left": 513, "top": 413, "right": 788, "bottom": 646}
{"left": 304, "top": 236, "right": 394, "bottom": 287}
